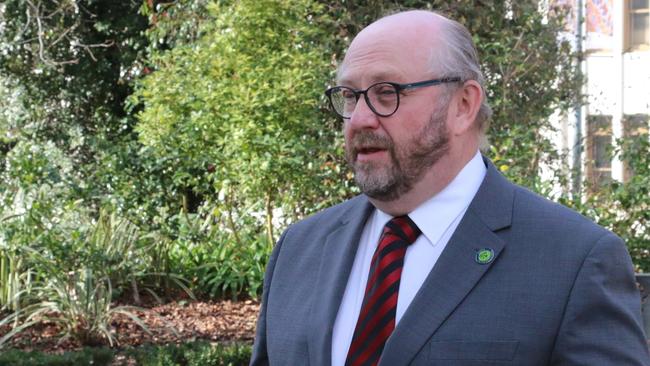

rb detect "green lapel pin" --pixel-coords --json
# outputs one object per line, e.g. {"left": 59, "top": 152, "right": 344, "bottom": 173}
{"left": 476, "top": 248, "right": 495, "bottom": 264}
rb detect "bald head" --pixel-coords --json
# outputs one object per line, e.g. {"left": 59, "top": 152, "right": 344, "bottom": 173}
{"left": 339, "top": 11, "right": 447, "bottom": 83}
{"left": 352, "top": 10, "right": 447, "bottom": 43}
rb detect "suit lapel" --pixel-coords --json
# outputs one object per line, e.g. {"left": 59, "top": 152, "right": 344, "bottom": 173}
{"left": 379, "top": 158, "right": 515, "bottom": 366}
{"left": 308, "top": 196, "right": 373, "bottom": 366}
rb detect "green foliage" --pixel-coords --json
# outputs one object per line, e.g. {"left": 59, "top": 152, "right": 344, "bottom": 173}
{"left": 613, "top": 136, "right": 650, "bottom": 270}
{"left": 140, "top": 0, "right": 213, "bottom": 51}
{"left": 82, "top": 207, "right": 194, "bottom": 303}
{"left": 0, "top": 139, "right": 83, "bottom": 310}
{"left": 0, "top": 256, "right": 157, "bottom": 348}
{"left": 133, "top": 0, "right": 353, "bottom": 248}
{"left": 0, "top": 201, "right": 190, "bottom": 348}
{"left": 0, "top": 341, "right": 252, "bottom": 366}
{"left": 0, "top": 0, "right": 163, "bottom": 232}
{"left": 0, "top": 347, "right": 113, "bottom": 366}
{"left": 85, "top": 209, "right": 147, "bottom": 298}
{"left": 0, "top": 136, "right": 191, "bottom": 307}
{"left": 0, "top": 77, "right": 23, "bottom": 168}
{"left": 166, "top": 208, "right": 270, "bottom": 300}
{"left": 0, "top": 0, "right": 166, "bottom": 308}
{"left": 0, "top": 0, "right": 148, "bottom": 142}
{"left": 0, "top": 249, "right": 30, "bottom": 314}
{"left": 184, "top": 342, "right": 252, "bottom": 366}
{"left": 562, "top": 134, "right": 650, "bottom": 271}
{"left": 123, "top": 341, "right": 252, "bottom": 366}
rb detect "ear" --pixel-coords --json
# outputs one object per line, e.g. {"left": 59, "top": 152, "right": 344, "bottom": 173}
{"left": 448, "top": 80, "right": 482, "bottom": 135}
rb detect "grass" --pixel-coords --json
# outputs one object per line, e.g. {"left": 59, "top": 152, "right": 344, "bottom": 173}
{"left": 0, "top": 341, "right": 252, "bottom": 366}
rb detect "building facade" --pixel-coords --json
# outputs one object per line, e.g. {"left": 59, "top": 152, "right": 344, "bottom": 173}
{"left": 558, "top": 0, "right": 649, "bottom": 192}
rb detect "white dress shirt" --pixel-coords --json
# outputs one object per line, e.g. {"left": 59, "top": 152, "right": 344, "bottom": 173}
{"left": 331, "top": 151, "right": 487, "bottom": 366}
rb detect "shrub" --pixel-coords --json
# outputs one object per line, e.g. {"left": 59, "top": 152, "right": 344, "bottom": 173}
{"left": 0, "top": 140, "right": 85, "bottom": 311}
{"left": 133, "top": 0, "right": 350, "bottom": 251}
{"left": 121, "top": 341, "right": 252, "bottom": 366}
{"left": 563, "top": 135, "right": 650, "bottom": 272}
{"left": 0, "top": 347, "right": 113, "bottom": 366}
{"left": 0, "top": 262, "right": 156, "bottom": 348}
{"left": 0, "top": 342, "right": 252, "bottom": 366}
{"left": 166, "top": 208, "right": 270, "bottom": 300}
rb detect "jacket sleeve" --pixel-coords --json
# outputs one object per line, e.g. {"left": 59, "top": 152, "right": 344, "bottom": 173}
{"left": 249, "top": 228, "right": 289, "bottom": 366}
{"left": 550, "top": 232, "right": 650, "bottom": 365}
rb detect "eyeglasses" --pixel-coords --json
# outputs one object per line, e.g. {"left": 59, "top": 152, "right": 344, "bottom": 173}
{"left": 325, "top": 77, "right": 461, "bottom": 119}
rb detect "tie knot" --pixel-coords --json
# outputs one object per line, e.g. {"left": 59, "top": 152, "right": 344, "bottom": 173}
{"left": 385, "top": 215, "right": 421, "bottom": 244}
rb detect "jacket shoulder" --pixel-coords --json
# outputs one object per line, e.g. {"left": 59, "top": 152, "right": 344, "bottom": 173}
{"left": 511, "top": 185, "right": 613, "bottom": 243}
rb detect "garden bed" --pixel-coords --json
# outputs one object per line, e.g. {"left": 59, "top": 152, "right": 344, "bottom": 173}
{"left": 0, "top": 299, "right": 260, "bottom": 354}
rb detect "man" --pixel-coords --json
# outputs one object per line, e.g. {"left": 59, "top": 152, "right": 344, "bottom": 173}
{"left": 251, "top": 10, "right": 649, "bottom": 366}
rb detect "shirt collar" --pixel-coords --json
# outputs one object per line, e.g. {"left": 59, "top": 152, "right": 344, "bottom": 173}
{"left": 375, "top": 150, "right": 487, "bottom": 246}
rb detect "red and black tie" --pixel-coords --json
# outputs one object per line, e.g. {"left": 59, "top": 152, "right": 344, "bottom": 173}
{"left": 345, "top": 215, "right": 421, "bottom": 366}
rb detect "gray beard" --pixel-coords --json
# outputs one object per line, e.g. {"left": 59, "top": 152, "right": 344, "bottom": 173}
{"left": 346, "top": 105, "right": 450, "bottom": 202}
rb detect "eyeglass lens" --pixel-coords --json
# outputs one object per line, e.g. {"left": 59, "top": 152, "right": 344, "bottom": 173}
{"left": 330, "top": 83, "right": 399, "bottom": 118}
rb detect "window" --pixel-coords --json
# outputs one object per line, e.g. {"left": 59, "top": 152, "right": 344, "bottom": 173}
{"left": 586, "top": 115, "right": 613, "bottom": 189}
{"left": 623, "top": 114, "right": 649, "bottom": 181}
{"left": 586, "top": 0, "right": 614, "bottom": 51}
{"left": 628, "top": 0, "right": 650, "bottom": 50}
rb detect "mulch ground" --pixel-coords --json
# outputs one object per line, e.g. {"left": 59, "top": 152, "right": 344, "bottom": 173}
{"left": 0, "top": 299, "right": 260, "bottom": 354}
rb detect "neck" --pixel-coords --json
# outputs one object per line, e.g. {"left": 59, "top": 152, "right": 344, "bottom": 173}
{"left": 369, "top": 147, "right": 478, "bottom": 216}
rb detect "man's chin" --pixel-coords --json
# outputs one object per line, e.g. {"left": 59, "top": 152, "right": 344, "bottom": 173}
{"left": 354, "top": 173, "right": 402, "bottom": 202}
{"left": 352, "top": 158, "right": 388, "bottom": 172}
{"left": 361, "top": 187, "right": 403, "bottom": 202}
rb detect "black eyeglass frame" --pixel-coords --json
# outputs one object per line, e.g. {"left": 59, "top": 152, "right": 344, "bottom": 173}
{"left": 325, "top": 76, "right": 462, "bottom": 119}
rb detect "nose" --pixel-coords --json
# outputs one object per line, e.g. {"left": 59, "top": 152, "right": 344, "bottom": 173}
{"left": 347, "top": 95, "right": 380, "bottom": 130}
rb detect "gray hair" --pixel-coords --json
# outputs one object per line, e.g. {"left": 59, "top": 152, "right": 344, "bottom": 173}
{"left": 431, "top": 13, "right": 492, "bottom": 146}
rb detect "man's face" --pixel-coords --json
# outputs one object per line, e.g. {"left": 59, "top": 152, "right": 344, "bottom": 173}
{"left": 339, "top": 27, "right": 452, "bottom": 202}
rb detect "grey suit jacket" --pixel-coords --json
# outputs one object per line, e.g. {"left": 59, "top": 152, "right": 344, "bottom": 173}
{"left": 251, "top": 158, "right": 650, "bottom": 365}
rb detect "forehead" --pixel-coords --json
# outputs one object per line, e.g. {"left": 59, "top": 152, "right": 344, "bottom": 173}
{"left": 337, "top": 13, "right": 443, "bottom": 87}
{"left": 337, "top": 30, "right": 435, "bottom": 88}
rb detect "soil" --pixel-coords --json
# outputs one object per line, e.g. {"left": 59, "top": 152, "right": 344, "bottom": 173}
{"left": 0, "top": 299, "right": 260, "bottom": 354}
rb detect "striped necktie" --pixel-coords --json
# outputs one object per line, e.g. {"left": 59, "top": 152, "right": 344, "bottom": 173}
{"left": 345, "top": 215, "right": 421, "bottom": 366}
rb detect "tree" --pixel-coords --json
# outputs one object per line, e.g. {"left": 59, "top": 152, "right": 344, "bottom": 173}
{"left": 133, "top": 0, "right": 352, "bottom": 246}
{"left": 0, "top": 0, "right": 150, "bottom": 204}
{"left": 0, "top": 0, "right": 169, "bottom": 308}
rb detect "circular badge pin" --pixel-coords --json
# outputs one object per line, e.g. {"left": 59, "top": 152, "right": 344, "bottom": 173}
{"left": 475, "top": 248, "right": 495, "bottom": 265}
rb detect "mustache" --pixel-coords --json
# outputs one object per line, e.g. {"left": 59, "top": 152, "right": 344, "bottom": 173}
{"left": 349, "top": 132, "right": 393, "bottom": 152}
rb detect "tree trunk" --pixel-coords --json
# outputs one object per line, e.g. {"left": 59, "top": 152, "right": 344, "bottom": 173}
{"left": 265, "top": 192, "right": 275, "bottom": 247}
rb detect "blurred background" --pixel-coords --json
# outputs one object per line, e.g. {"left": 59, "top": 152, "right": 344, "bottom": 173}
{"left": 0, "top": 0, "right": 648, "bottom": 364}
